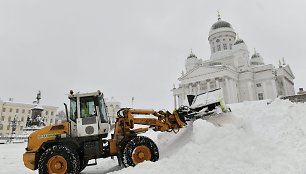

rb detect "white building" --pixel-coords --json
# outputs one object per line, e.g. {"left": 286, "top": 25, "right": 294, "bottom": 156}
{"left": 0, "top": 100, "right": 58, "bottom": 137}
{"left": 172, "top": 15, "right": 295, "bottom": 107}
{"left": 105, "top": 97, "right": 121, "bottom": 125}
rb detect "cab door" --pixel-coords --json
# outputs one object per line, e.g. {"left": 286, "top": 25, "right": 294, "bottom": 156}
{"left": 96, "top": 96, "right": 110, "bottom": 137}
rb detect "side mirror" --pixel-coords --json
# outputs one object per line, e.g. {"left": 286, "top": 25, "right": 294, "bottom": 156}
{"left": 64, "top": 103, "right": 69, "bottom": 122}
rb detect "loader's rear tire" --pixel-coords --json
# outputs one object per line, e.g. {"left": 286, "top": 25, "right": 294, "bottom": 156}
{"left": 122, "top": 136, "right": 159, "bottom": 167}
{"left": 38, "top": 145, "right": 79, "bottom": 174}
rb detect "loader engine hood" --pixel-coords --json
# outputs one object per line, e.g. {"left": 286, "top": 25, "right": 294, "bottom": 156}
{"left": 26, "top": 122, "right": 70, "bottom": 152}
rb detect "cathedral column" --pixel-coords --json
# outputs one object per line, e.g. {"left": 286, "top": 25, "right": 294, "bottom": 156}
{"left": 248, "top": 81, "right": 254, "bottom": 100}
{"left": 282, "top": 78, "right": 288, "bottom": 96}
{"left": 173, "top": 94, "right": 177, "bottom": 109}
{"left": 229, "top": 78, "right": 236, "bottom": 103}
{"left": 225, "top": 77, "right": 230, "bottom": 103}
{"left": 207, "top": 80, "right": 211, "bottom": 92}
{"left": 216, "top": 78, "right": 220, "bottom": 89}
{"left": 197, "top": 82, "right": 201, "bottom": 94}
{"left": 189, "top": 84, "right": 192, "bottom": 94}
{"left": 230, "top": 79, "right": 238, "bottom": 102}
{"left": 263, "top": 81, "right": 268, "bottom": 100}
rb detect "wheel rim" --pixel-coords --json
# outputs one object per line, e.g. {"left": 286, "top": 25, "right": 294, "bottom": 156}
{"left": 132, "top": 145, "right": 152, "bottom": 164}
{"left": 47, "top": 155, "right": 67, "bottom": 174}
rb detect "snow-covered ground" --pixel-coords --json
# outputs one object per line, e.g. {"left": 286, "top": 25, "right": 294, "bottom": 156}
{"left": 1, "top": 99, "right": 306, "bottom": 174}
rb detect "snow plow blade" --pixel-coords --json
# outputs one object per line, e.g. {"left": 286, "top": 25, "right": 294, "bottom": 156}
{"left": 183, "top": 88, "right": 230, "bottom": 119}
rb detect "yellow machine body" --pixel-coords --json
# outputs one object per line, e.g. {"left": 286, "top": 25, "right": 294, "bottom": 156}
{"left": 23, "top": 122, "right": 70, "bottom": 170}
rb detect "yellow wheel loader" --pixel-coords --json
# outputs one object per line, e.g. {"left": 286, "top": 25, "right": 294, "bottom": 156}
{"left": 23, "top": 90, "right": 187, "bottom": 174}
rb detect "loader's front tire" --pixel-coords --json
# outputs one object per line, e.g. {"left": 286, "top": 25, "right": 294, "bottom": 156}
{"left": 122, "top": 136, "right": 159, "bottom": 167}
{"left": 79, "top": 158, "right": 88, "bottom": 172}
{"left": 38, "top": 145, "right": 79, "bottom": 174}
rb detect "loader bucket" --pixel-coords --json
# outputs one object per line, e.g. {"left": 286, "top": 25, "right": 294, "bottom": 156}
{"left": 183, "top": 88, "right": 231, "bottom": 118}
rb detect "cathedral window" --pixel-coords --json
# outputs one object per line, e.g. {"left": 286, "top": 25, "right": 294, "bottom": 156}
{"left": 223, "top": 44, "right": 227, "bottom": 50}
{"left": 2, "top": 108, "right": 5, "bottom": 112}
{"left": 229, "top": 44, "right": 232, "bottom": 50}
{"left": 210, "top": 83, "right": 215, "bottom": 90}
{"left": 217, "top": 45, "right": 221, "bottom": 51}
{"left": 256, "top": 83, "right": 262, "bottom": 87}
{"left": 216, "top": 39, "right": 220, "bottom": 43}
{"left": 258, "top": 93, "right": 264, "bottom": 100}
{"left": 229, "top": 38, "right": 231, "bottom": 41}
{"left": 200, "top": 84, "right": 207, "bottom": 91}
{"left": 0, "top": 124, "right": 3, "bottom": 130}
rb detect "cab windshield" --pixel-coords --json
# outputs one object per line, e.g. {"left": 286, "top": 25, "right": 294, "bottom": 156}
{"left": 80, "top": 96, "right": 97, "bottom": 118}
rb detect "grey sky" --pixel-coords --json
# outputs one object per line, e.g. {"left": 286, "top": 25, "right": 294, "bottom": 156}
{"left": 0, "top": 0, "right": 305, "bottom": 110}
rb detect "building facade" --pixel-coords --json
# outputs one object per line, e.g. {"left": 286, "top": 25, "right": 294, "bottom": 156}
{"left": 105, "top": 97, "right": 121, "bottom": 125}
{"left": 0, "top": 100, "right": 58, "bottom": 137}
{"left": 172, "top": 16, "right": 295, "bottom": 107}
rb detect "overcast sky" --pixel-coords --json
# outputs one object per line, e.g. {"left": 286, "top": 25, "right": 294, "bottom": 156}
{"left": 0, "top": 0, "right": 305, "bottom": 111}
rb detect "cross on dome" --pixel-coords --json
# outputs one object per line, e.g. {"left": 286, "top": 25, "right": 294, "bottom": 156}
{"left": 217, "top": 10, "right": 221, "bottom": 21}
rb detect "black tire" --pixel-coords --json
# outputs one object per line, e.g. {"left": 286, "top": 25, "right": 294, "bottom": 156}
{"left": 79, "top": 158, "right": 88, "bottom": 172}
{"left": 122, "top": 136, "right": 159, "bottom": 167}
{"left": 117, "top": 137, "right": 132, "bottom": 166}
{"left": 38, "top": 145, "right": 79, "bottom": 174}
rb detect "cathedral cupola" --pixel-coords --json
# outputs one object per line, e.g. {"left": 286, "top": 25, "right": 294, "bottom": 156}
{"left": 187, "top": 51, "right": 197, "bottom": 59}
{"left": 233, "top": 34, "right": 248, "bottom": 51}
{"left": 233, "top": 34, "right": 249, "bottom": 67}
{"left": 185, "top": 50, "right": 200, "bottom": 72}
{"left": 250, "top": 49, "right": 264, "bottom": 66}
{"left": 234, "top": 38, "right": 245, "bottom": 45}
{"left": 210, "top": 19, "right": 232, "bottom": 31}
{"left": 208, "top": 12, "right": 236, "bottom": 60}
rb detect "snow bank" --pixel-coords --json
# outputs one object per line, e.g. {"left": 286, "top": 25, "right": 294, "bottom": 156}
{"left": 1, "top": 99, "right": 306, "bottom": 174}
{"left": 112, "top": 99, "right": 306, "bottom": 174}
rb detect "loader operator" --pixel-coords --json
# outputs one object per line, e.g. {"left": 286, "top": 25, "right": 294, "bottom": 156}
{"left": 80, "top": 101, "right": 89, "bottom": 117}
{"left": 80, "top": 100, "right": 96, "bottom": 117}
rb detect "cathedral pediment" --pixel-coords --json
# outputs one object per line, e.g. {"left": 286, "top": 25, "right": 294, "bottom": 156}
{"left": 283, "top": 65, "right": 295, "bottom": 79}
{"left": 179, "top": 65, "right": 227, "bottom": 81}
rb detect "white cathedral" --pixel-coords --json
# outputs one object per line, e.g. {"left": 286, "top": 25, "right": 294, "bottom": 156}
{"left": 172, "top": 15, "right": 295, "bottom": 107}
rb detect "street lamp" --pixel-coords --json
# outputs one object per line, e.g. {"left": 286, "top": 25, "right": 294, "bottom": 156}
{"left": 8, "top": 115, "right": 21, "bottom": 143}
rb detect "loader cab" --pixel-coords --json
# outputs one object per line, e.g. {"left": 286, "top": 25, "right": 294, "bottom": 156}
{"left": 68, "top": 90, "right": 110, "bottom": 138}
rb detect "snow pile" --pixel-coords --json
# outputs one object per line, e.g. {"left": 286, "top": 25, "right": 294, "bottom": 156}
{"left": 112, "top": 99, "right": 306, "bottom": 174}
{"left": 1, "top": 99, "right": 306, "bottom": 174}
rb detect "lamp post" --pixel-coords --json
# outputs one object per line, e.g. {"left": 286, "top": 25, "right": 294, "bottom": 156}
{"left": 8, "top": 115, "right": 21, "bottom": 143}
